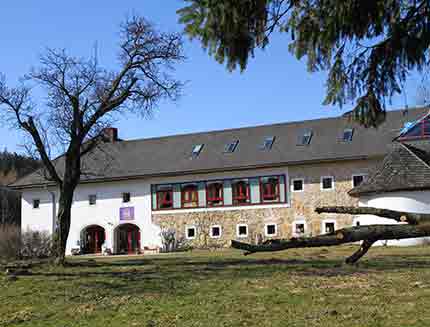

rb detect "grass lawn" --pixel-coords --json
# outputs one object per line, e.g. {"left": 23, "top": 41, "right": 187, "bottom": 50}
{"left": 1, "top": 245, "right": 430, "bottom": 327}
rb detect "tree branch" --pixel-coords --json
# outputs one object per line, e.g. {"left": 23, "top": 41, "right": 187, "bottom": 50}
{"left": 345, "top": 239, "right": 376, "bottom": 264}
{"left": 231, "top": 224, "right": 430, "bottom": 263}
{"left": 315, "top": 206, "right": 430, "bottom": 225}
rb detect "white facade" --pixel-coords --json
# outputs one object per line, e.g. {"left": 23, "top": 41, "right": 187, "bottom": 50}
{"left": 358, "top": 190, "right": 430, "bottom": 246}
{"left": 21, "top": 166, "right": 289, "bottom": 255}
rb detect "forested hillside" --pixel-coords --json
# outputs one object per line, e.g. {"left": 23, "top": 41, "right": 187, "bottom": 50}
{"left": 0, "top": 150, "right": 40, "bottom": 225}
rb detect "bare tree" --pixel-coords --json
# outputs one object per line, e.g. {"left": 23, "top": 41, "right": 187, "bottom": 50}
{"left": 0, "top": 16, "right": 184, "bottom": 265}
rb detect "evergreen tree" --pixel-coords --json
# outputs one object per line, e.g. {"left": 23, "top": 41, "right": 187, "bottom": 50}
{"left": 178, "top": 0, "right": 430, "bottom": 127}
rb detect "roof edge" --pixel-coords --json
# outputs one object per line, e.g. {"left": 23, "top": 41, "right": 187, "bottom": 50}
{"left": 11, "top": 155, "right": 373, "bottom": 190}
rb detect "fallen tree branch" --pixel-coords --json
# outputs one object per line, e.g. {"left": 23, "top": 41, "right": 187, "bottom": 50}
{"left": 315, "top": 206, "right": 430, "bottom": 225}
{"left": 345, "top": 239, "right": 376, "bottom": 264}
{"left": 231, "top": 224, "right": 430, "bottom": 263}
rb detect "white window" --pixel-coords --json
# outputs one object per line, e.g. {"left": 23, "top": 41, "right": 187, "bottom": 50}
{"left": 88, "top": 194, "right": 97, "bottom": 205}
{"left": 352, "top": 174, "right": 367, "bottom": 188}
{"left": 265, "top": 223, "right": 277, "bottom": 237}
{"left": 32, "top": 199, "right": 40, "bottom": 209}
{"left": 186, "top": 226, "right": 196, "bottom": 240}
{"left": 321, "top": 220, "right": 336, "bottom": 234}
{"left": 292, "top": 220, "right": 306, "bottom": 236}
{"left": 210, "top": 225, "right": 222, "bottom": 238}
{"left": 353, "top": 217, "right": 361, "bottom": 227}
{"left": 122, "top": 192, "right": 131, "bottom": 203}
{"left": 291, "top": 178, "right": 304, "bottom": 192}
{"left": 236, "top": 224, "right": 248, "bottom": 238}
{"left": 320, "top": 176, "right": 334, "bottom": 191}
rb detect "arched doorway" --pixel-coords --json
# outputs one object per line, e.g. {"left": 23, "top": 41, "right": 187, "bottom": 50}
{"left": 115, "top": 224, "right": 141, "bottom": 254}
{"left": 81, "top": 225, "right": 105, "bottom": 254}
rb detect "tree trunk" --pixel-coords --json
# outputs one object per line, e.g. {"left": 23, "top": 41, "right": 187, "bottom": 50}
{"left": 231, "top": 224, "right": 430, "bottom": 263}
{"left": 54, "top": 187, "right": 74, "bottom": 265}
{"left": 315, "top": 206, "right": 430, "bottom": 225}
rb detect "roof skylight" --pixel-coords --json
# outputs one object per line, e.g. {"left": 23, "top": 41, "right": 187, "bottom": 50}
{"left": 260, "top": 136, "right": 275, "bottom": 150}
{"left": 224, "top": 140, "right": 239, "bottom": 153}
{"left": 191, "top": 144, "right": 204, "bottom": 157}
{"left": 297, "top": 129, "right": 313, "bottom": 146}
{"left": 342, "top": 128, "right": 354, "bottom": 142}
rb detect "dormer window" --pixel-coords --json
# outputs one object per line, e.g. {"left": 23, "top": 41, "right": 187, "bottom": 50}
{"left": 224, "top": 140, "right": 239, "bottom": 153}
{"left": 297, "top": 129, "right": 313, "bottom": 145}
{"left": 259, "top": 136, "right": 275, "bottom": 150}
{"left": 342, "top": 128, "right": 354, "bottom": 142}
{"left": 191, "top": 144, "right": 204, "bottom": 157}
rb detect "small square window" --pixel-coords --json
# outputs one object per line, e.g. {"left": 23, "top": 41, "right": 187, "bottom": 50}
{"left": 324, "top": 222, "right": 335, "bottom": 234}
{"left": 122, "top": 192, "right": 131, "bottom": 203}
{"left": 297, "top": 129, "right": 313, "bottom": 145}
{"left": 186, "top": 226, "right": 196, "bottom": 239}
{"left": 32, "top": 199, "right": 40, "bottom": 209}
{"left": 237, "top": 224, "right": 248, "bottom": 238}
{"left": 89, "top": 194, "right": 97, "bottom": 205}
{"left": 342, "top": 128, "right": 354, "bottom": 142}
{"left": 352, "top": 175, "right": 366, "bottom": 188}
{"left": 321, "top": 176, "right": 334, "bottom": 190}
{"left": 210, "top": 225, "right": 222, "bottom": 238}
{"left": 259, "top": 136, "right": 275, "bottom": 150}
{"left": 191, "top": 144, "right": 204, "bottom": 157}
{"left": 265, "top": 224, "right": 277, "bottom": 236}
{"left": 295, "top": 223, "right": 305, "bottom": 235}
{"left": 292, "top": 179, "right": 304, "bottom": 192}
{"left": 224, "top": 140, "right": 239, "bottom": 153}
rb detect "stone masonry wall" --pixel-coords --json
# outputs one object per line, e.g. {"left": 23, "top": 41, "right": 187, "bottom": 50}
{"left": 152, "top": 159, "right": 379, "bottom": 248}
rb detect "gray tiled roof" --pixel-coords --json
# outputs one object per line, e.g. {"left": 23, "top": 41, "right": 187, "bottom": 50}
{"left": 349, "top": 141, "right": 430, "bottom": 197}
{"left": 11, "top": 107, "right": 428, "bottom": 189}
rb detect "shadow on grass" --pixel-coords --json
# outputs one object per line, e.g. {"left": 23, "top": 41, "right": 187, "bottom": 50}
{"left": 22, "top": 250, "right": 430, "bottom": 300}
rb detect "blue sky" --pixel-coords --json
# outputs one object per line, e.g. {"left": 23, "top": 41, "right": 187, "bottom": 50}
{"left": 0, "top": 1, "right": 424, "bottom": 153}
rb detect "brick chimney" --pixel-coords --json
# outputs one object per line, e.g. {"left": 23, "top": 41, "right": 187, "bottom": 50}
{"left": 102, "top": 127, "right": 118, "bottom": 143}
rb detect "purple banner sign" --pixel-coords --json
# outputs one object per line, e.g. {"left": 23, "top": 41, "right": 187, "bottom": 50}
{"left": 120, "top": 207, "right": 135, "bottom": 221}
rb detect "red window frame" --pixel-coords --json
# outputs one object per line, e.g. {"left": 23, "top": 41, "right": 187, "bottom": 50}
{"left": 181, "top": 184, "right": 199, "bottom": 208}
{"left": 232, "top": 180, "right": 250, "bottom": 204}
{"left": 206, "top": 182, "right": 224, "bottom": 206}
{"left": 156, "top": 187, "right": 173, "bottom": 209}
{"left": 260, "top": 176, "right": 280, "bottom": 202}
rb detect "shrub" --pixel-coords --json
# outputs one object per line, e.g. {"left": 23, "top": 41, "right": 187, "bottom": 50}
{"left": 0, "top": 224, "right": 21, "bottom": 260}
{"left": 160, "top": 228, "right": 190, "bottom": 252}
{"left": 20, "top": 229, "right": 53, "bottom": 259}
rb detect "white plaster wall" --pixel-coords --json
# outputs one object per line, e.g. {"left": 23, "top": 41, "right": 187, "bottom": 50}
{"left": 358, "top": 191, "right": 430, "bottom": 246}
{"left": 21, "top": 166, "right": 289, "bottom": 255}
{"left": 22, "top": 189, "right": 57, "bottom": 234}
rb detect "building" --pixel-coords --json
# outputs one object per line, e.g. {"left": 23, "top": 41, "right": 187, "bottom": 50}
{"left": 10, "top": 108, "right": 427, "bottom": 255}
{"left": 350, "top": 111, "right": 430, "bottom": 245}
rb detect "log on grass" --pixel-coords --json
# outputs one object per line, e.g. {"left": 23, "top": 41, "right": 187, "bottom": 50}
{"left": 231, "top": 224, "right": 430, "bottom": 255}
{"left": 315, "top": 206, "right": 430, "bottom": 225}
